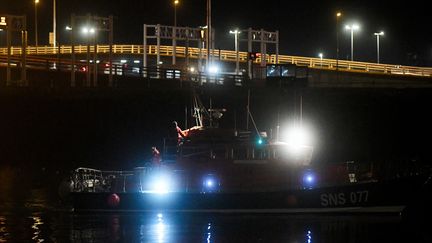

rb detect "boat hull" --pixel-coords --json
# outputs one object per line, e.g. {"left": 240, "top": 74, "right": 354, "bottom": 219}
{"left": 71, "top": 175, "right": 430, "bottom": 214}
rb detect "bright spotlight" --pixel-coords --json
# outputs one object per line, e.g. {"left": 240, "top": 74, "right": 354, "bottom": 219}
{"left": 81, "top": 27, "right": 89, "bottom": 34}
{"left": 302, "top": 171, "right": 316, "bottom": 189}
{"left": 206, "top": 179, "right": 214, "bottom": 187}
{"left": 153, "top": 180, "right": 169, "bottom": 194}
{"left": 207, "top": 65, "right": 220, "bottom": 74}
{"left": 147, "top": 173, "right": 174, "bottom": 194}
{"left": 81, "top": 26, "right": 96, "bottom": 35}
{"left": 202, "top": 174, "right": 219, "bottom": 193}
{"left": 284, "top": 125, "right": 313, "bottom": 147}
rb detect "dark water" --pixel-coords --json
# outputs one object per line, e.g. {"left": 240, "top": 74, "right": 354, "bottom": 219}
{"left": 1, "top": 186, "right": 431, "bottom": 243}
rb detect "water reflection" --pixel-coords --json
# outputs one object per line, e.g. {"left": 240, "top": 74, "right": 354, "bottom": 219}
{"left": 31, "top": 215, "right": 44, "bottom": 242}
{"left": 0, "top": 212, "right": 431, "bottom": 242}
{"left": 306, "top": 230, "right": 312, "bottom": 243}
{"left": 0, "top": 216, "right": 7, "bottom": 242}
{"left": 155, "top": 213, "right": 166, "bottom": 243}
{"left": 206, "top": 223, "right": 212, "bottom": 243}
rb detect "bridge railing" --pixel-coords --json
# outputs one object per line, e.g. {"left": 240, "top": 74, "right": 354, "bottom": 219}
{"left": 0, "top": 55, "right": 246, "bottom": 87}
{"left": 1, "top": 45, "right": 432, "bottom": 77}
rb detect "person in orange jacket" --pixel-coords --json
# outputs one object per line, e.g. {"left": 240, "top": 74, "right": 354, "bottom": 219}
{"left": 173, "top": 121, "right": 186, "bottom": 146}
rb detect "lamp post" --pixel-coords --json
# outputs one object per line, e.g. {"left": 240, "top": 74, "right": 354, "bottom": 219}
{"left": 336, "top": 12, "right": 341, "bottom": 69}
{"left": 374, "top": 31, "right": 384, "bottom": 64}
{"left": 345, "top": 24, "right": 359, "bottom": 61}
{"left": 174, "top": 0, "right": 179, "bottom": 27}
{"left": 229, "top": 29, "right": 241, "bottom": 75}
{"left": 0, "top": 29, "right": 3, "bottom": 47}
{"left": 53, "top": 0, "right": 56, "bottom": 47}
{"left": 34, "top": 0, "right": 39, "bottom": 48}
{"left": 318, "top": 53, "right": 323, "bottom": 67}
{"left": 206, "top": 0, "right": 212, "bottom": 68}
{"left": 82, "top": 26, "right": 96, "bottom": 87}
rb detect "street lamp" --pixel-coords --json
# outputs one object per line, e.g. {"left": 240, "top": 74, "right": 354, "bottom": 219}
{"left": 229, "top": 29, "right": 241, "bottom": 74}
{"left": 345, "top": 24, "right": 360, "bottom": 61}
{"left": 336, "top": 12, "right": 342, "bottom": 69}
{"left": 81, "top": 26, "right": 97, "bottom": 87}
{"left": 0, "top": 29, "right": 3, "bottom": 47}
{"left": 318, "top": 53, "right": 323, "bottom": 67}
{"left": 174, "top": 0, "right": 179, "bottom": 27}
{"left": 53, "top": 0, "right": 56, "bottom": 47}
{"left": 34, "top": 0, "right": 39, "bottom": 47}
{"left": 374, "top": 31, "right": 384, "bottom": 64}
{"left": 206, "top": 0, "right": 212, "bottom": 68}
{"left": 81, "top": 26, "right": 96, "bottom": 35}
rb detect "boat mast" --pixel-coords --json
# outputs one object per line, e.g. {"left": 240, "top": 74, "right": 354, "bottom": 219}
{"left": 191, "top": 89, "right": 210, "bottom": 127}
{"left": 246, "top": 89, "right": 250, "bottom": 130}
{"left": 245, "top": 89, "right": 261, "bottom": 138}
{"left": 184, "top": 105, "right": 188, "bottom": 129}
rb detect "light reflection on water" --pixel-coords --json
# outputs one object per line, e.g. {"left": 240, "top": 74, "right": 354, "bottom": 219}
{"left": 206, "top": 223, "right": 212, "bottom": 243}
{"left": 31, "top": 215, "right": 44, "bottom": 242}
{"left": 0, "top": 212, "right": 431, "bottom": 242}
{"left": 0, "top": 183, "right": 430, "bottom": 243}
{"left": 307, "top": 229, "right": 312, "bottom": 243}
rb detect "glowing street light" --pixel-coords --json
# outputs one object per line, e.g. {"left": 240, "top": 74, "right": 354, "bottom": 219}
{"left": 34, "top": 0, "right": 40, "bottom": 47}
{"left": 336, "top": 12, "right": 342, "bottom": 69}
{"left": 345, "top": 24, "right": 360, "bottom": 61}
{"left": 80, "top": 26, "right": 97, "bottom": 87}
{"left": 318, "top": 53, "right": 323, "bottom": 67}
{"left": 53, "top": 0, "right": 56, "bottom": 47}
{"left": 229, "top": 29, "right": 241, "bottom": 74}
{"left": 206, "top": 0, "right": 212, "bottom": 68}
{"left": 81, "top": 26, "right": 96, "bottom": 36}
{"left": 374, "top": 31, "right": 384, "bottom": 63}
{"left": 174, "top": 0, "right": 179, "bottom": 27}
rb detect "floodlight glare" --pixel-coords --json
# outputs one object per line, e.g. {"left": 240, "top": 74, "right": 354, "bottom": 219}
{"left": 208, "top": 65, "right": 220, "bottom": 74}
{"left": 282, "top": 124, "right": 314, "bottom": 149}
{"left": 81, "top": 26, "right": 96, "bottom": 35}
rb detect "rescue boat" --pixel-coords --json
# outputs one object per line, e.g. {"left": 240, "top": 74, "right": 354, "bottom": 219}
{"left": 64, "top": 91, "right": 431, "bottom": 214}
{"left": 64, "top": 124, "right": 431, "bottom": 214}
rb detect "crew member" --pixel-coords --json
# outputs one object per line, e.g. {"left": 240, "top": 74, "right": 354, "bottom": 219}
{"left": 173, "top": 121, "right": 186, "bottom": 146}
{"left": 151, "top": 146, "right": 161, "bottom": 167}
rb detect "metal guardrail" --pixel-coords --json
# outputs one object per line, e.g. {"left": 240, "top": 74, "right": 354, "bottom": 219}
{"left": 1, "top": 45, "right": 431, "bottom": 77}
{"left": 0, "top": 55, "right": 246, "bottom": 87}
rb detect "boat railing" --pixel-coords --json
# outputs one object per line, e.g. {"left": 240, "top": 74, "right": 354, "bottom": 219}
{"left": 71, "top": 167, "right": 191, "bottom": 193}
{"left": 72, "top": 167, "right": 135, "bottom": 192}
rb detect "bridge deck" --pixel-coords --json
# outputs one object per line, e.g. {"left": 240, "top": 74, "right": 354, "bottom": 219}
{"left": 1, "top": 45, "right": 431, "bottom": 78}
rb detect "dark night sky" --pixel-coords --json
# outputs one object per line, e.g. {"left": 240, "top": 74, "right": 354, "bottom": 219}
{"left": 1, "top": 0, "right": 431, "bottom": 66}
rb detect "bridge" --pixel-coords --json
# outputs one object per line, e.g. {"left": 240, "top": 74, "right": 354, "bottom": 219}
{"left": 1, "top": 44, "right": 432, "bottom": 89}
